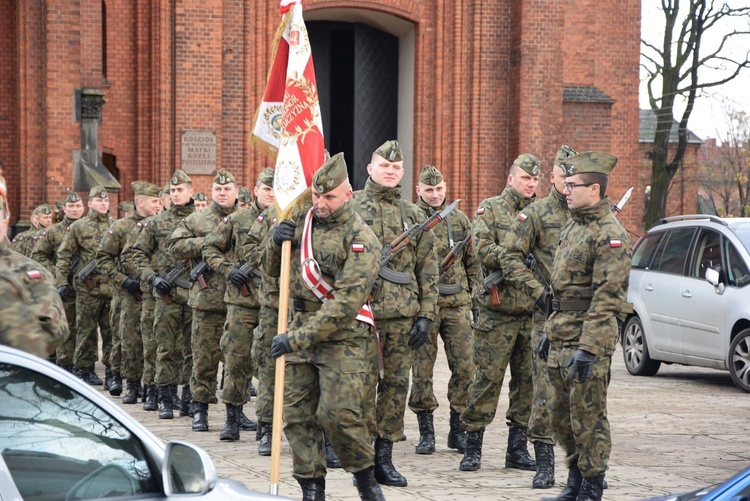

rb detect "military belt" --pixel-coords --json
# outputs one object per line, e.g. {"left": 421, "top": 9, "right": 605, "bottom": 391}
{"left": 293, "top": 298, "right": 322, "bottom": 313}
{"left": 551, "top": 299, "right": 591, "bottom": 311}
{"left": 438, "top": 283, "right": 463, "bottom": 296}
{"left": 378, "top": 266, "right": 412, "bottom": 285}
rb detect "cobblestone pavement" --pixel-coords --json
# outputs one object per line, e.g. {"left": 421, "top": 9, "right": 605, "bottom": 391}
{"left": 108, "top": 345, "right": 750, "bottom": 501}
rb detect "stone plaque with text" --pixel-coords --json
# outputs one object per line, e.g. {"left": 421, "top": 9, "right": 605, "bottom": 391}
{"left": 181, "top": 130, "right": 216, "bottom": 175}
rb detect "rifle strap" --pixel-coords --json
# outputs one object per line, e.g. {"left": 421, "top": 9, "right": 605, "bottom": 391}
{"left": 300, "top": 208, "right": 376, "bottom": 329}
{"left": 400, "top": 200, "right": 408, "bottom": 232}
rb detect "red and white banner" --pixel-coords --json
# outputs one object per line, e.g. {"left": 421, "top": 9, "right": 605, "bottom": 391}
{"left": 252, "top": 0, "right": 325, "bottom": 211}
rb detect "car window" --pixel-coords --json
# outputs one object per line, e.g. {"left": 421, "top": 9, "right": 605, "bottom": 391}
{"left": 724, "top": 240, "right": 750, "bottom": 287}
{"left": 652, "top": 227, "right": 695, "bottom": 275}
{"left": 689, "top": 229, "right": 722, "bottom": 279}
{"left": 0, "top": 363, "right": 160, "bottom": 501}
{"left": 632, "top": 231, "right": 665, "bottom": 269}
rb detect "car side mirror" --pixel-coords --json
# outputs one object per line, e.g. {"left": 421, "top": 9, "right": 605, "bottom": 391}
{"left": 705, "top": 267, "right": 725, "bottom": 294}
{"left": 162, "top": 441, "right": 217, "bottom": 495}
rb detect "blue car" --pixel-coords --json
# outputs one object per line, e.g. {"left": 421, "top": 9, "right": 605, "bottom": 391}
{"left": 641, "top": 467, "right": 750, "bottom": 501}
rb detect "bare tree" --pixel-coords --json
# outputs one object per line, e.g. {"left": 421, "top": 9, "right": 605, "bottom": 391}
{"left": 642, "top": 0, "right": 750, "bottom": 228}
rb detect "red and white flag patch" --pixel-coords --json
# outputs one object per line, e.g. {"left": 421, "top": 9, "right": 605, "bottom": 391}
{"left": 352, "top": 243, "right": 364, "bottom": 253}
{"left": 476, "top": 207, "right": 485, "bottom": 215}
{"left": 107, "top": 229, "right": 114, "bottom": 235}
{"left": 26, "top": 270, "right": 43, "bottom": 280}
{"left": 610, "top": 239, "right": 622, "bottom": 248}
{"left": 518, "top": 213, "right": 528, "bottom": 222}
{"left": 257, "top": 215, "right": 264, "bottom": 222}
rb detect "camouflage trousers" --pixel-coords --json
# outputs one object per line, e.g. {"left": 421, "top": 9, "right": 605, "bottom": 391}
{"left": 154, "top": 297, "right": 193, "bottom": 387}
{"left": 362, "top": 317, "right": 414, "bottom": 442}
{"left": 252, "top": 304, "right": 278, "bottom": 424}
{"left": 408, "top": 304, "right": 475, "bottom": 414}
{"left": 528, "top": 307, "right": 554, "bottom": 445}
{"left": 140, "top": 293, "right": 157, "bottom": 384}
{"left": 547, "top": 342, "right": 612, "bottom": 478}
{"left": 220, "top": 304, "right": 259, "bottom": 405}
{"left": 56, "top": 297, "right": 77, "bottom": 365}
{"left": 109, "top": 291, "right": 123, "bottom": 372}
{"left": 73, "top": 289, "right": 112, "bottom": 368}
{"left": 190, "top": 308, "right": 225, "bottom": 405}
{"left": 119, "top": 291, "right": 144, "bottom": 380}
{"left": 460, "top": 309, "right": 533, "bottom": 432}
{"left": 284, "top": 336, "right": 374, "bottom": 479}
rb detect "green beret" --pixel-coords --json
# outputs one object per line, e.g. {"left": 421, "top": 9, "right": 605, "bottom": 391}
{"left": 89, "top": 186, "right": 108, "bottom": 199}
{"left": 419, "top": 165, "right": 443, "bottom": 186}
{"left": 32, "top": 204, "right": 53, "bottom": 215}
{"left": 170, "top": 169, "right": 192, "bottom": 186}
{"left": 312, "top": 152, "right": 348, "bottom": 194}
{"left": 513, "top": 154, "right": 541, "bottom": 176}
{"left": 213, "top": 168, "right": 236, "bottom": 185}
{"left": 194, "top": 192, "right": 207, "bottom": 201}
{"left": 257, "top": 167, "right": 275, "bottom": 187}
{"left": 131, "top": 180, "right": 161, "bottom": 197}
{"left": 118, "top": 201, "right": 135, "bottom": 212}
{"left": 554, "top": 145, "right": 578, "bottom": 167}
{"left": 65, "top": 192, "right": 82, "bottom": 204}
{"left": 561, "top": 151, "right": 618, "bottom": 177}
{"left": 238, "top": 186, "right": 252, "bottom": 204}
{"left": 374, "top": 140, "right": 403, "bottom": 162}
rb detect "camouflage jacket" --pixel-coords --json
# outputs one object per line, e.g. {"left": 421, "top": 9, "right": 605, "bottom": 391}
{"left": 351, "top": 178, "right": 438, "bottom": 322}
{"left": 417, "top": 198, "right": 479, "bottom": 309}
{"left": 0, "top": 240, "right": 68, "bottom": 356}
{"left": 55, "top": 210, "right": 115, "bottom": 298}
{"left": 260, "top": 202, "right": 381, "bottom": 351}
{"left": 10, "top": 225, "right": 39, "bottom": 257}
{"left": 168, "top": 201, "right": 235, "bottom": 312}
{"left": 203, "top": 199, "right": 265, "bottom": 308}
{"left": 120, "top": 217, "right": 155, "bottom": 294}
{"left": 132, "top": 201, "right": 195, "bottom": 304}
{"left": 500, "top": 186, "right": 570, "bottom": 303}
{"left": 245, "top": 205, "right": 280, "bottom": 309}
{"left": 31, "top": 217, "right": 76, "bottom": 275}
{"left": 96, "top": 212, "right": 146, "bottom": 291}
{"left": 547, "top": 197, "right": 632, "bottom": 356}
{"left": 472, "top": 185, "right": 536, "bottom": 314}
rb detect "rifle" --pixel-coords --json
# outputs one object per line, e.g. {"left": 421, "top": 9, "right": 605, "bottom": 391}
{"left": 189, "top": 260, "right": 211, "bottom": 290}
{"left": 77, "top": 259, "right": 99, "bottom": 290}
{"left": 159, "top": 260, "right": 191, "bottom": 304}
{"left": 611, "top": 187, "right": 633, "bottom": 215}
{"left": 439, "top": 234, "right": 472, "bottom": 278}
{"left": 68, "top": 253, "right": 80, "bottom": 287}
{"left": 237, "top": 262, "right": 262, "bottom": 297}
{"left": 482, "top": 269, "right": 506, "bottom": 305}
{"left": 379, "top": 199, "right": 460, "bottom": 284}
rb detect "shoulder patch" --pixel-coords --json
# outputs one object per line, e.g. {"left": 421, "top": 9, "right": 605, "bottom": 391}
{"left": 352, "top": 243, "right": 365, "bottom": 253}
{"left": 476, "top": 207, "right": 485, "bottom": 215}
{"left": 107, "top": 229, "right": 114, "bottom": 235}
{"left": 136, "top": 222, "right": 143, "bottom": 228}
{"left": 518, "top": 213, "right": 528, "bottom": 222}
{"left": 26, "top": 270, "right": 43, "bottom": 280}
{"left": 610, "top": 239, "right": 622, "bottom": 248}
{"left": 222, "top": 217, "right": 229, "bottom": 224}
{"left": 257, "top": 215, "right": 264, "bottom": 222}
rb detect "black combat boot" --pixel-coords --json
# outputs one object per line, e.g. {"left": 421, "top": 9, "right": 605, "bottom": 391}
{"left": 297, "top": 478, "right": 325, "bottom": 501}
{"left": 576, "top": 473, "right": 605, "bottom": 501}
{"left": 258, "top": 422, "right": 272, "bottom": 456}
{"left": 248, "top": 382, "right": 257, "bottom": 398}
{"left": 447, "top": 409, "right": 468, "bottom": 453}
{"left": 109, "top": 371, "right": 123, "bottom": 396}
{"left": 143, "top": 385, "right": 158, "bottom": 411}
{"left": 192, "top": 402, "right": 209, "bottom": 431}
{"left": 353, "top": 467, "right": 386, "bottom": 501}
{"left": 415, "top": 411, "right": 436, "bottom": 454}
{"left": 220, "top": 404, "right": 240, "bottom": 441}
{"left": 256, "top": 422, "right": 263, "bottom": 441}
{"left": 170, "top": 384, "right": 182, "bottom": 410}
{"left": 324, "top": 432, "right": 341, "bottom": 468}
{"left": 459, "top": 428, "right": 484, "bottom": 471}
{"left": 533, "top": 442, "right": 555, "bottom": 489}
{"left": 239, "top": 406, "right": 257, "bottom": 431}
{"left": 179, "top": 386, "right": 193, "bottom": 417}
{"left": 60, "top": 363, "right": 75, "bottom": 374}
{"left": 158, "top": 385, "right": 173, "bottom": 419}
{"left": 122, "top": 379, "right": 140, "bottom": 404}
{"left": 104, "top": 366, "right": 113, "bottom": 390}
{"left": 505, "top": 424, "right": 536, "bottom": 470}
{"left": 78, "top": 366, "right": 103, "bottom": 385}
{"left": 374, "top": 437, "right": 407, "bottom": 487}
{"left": 542, "top": 464, "right": 582, "bottom": 501}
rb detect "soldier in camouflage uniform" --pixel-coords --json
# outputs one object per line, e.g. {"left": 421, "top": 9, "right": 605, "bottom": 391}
{"left": 459, "top": 154, "right": 540, "bottom": 473}
{"left": 32, "top": 193, "right": 85, "bottom": 371}
{"left": 407, "top": 165, "right": 479, "bottom": 456}
{"left": 97, "top": 181, "right": 162, "bottom": 402}
{"left": 194, "top": 192, "right": 208, "bottom": 211}
{"left": 132, "top": 170, "right": 196, "bottom": 419}
{"left": 351, "top": 140, "right": 439, "bottom": 487}
{"left": 0, "top": 176, "right": 68, "bottom": 357}
{"left": 12, "top": 204, "right": 54, "bottom": 257}
{"left": 237, "top": 186, "right": 252, "bottom": 209}
{"left": 168, "top": 168, "right": 237, "bottom": 432}
{"left": 499, "top": 145, "right": 577, "bottom": 489}
{"left": 539, "top": 152, "right": 631, "bottom": 501}
{"left": 118, "top": 201, "right": 135, "bottom": 218}
{"left": 55, "top": 186, "right": 115, "bottom": 385}
{"left": 263, "top": 153, "right": 386, "bottom": 501}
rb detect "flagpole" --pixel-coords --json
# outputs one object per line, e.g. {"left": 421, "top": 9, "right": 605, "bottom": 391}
{"left": 269, "top": 238, "right": 292, "bottom": 495}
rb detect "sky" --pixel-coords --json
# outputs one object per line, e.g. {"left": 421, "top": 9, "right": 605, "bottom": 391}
{"left": 639, "top": 0, "right": 750, "bottom": 141}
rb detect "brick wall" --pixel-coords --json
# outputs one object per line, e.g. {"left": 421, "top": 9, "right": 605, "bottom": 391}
{"left": 0, "top": 0, "right": 18, "bottom": 218}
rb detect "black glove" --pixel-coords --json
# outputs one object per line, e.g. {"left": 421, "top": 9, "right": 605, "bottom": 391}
{"left": 537, "top": 334, "right": 550, "bottom": 361}
{"left": 408, "top": 317, "right": 432, "bottom": 350}
{"left": 151, "top": 276, "right": 173, "bottom": 295}
{"left": 122, "top": 277, "right": 141, "bottom": 294}
{"left": 57, "top": 285, "right": 72, "bottom": 301}
{"left": 272, "top": 220, "right": 297, "bottom": 246}
{"left": 228, "top": 267, "right": 250, "bottom": 287}
{"left": 270, "top": 333, "right": 293, "bottom": 358}
{"left": 472, "top": 309, "right": 479, "bottom": 325}
{"left": 567, "top": 349, "right": 596, "bottom": 382}
{"left": 535, "top": 287, "right": 551, "bottom": 312}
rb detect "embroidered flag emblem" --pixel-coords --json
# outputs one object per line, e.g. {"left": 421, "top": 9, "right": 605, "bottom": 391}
{"left": 518, "top": 213, "right": 528, "bottom": 222}
{"left": 477, "top": 207, "right": 485, "bottom": 215}
{"left": 610, "top": 239, "right": 622, "bottom": 248}
{"left": 257, "top": 216, "right": 264, "bottom": 222}
{"left": 107, "top": 230, "right": 114, "bottom": 235}
{"left": 27, "top": 270, "right": 43, "bottom": 280}
{"left": 352, "top": 243, "right": 364, "bottom": 252}
{"left": 222, "top": 217, "right": 228, "bottom": 224}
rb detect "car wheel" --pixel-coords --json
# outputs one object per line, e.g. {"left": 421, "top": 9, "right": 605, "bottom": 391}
{"left": 729, "top": 329, "right": 750, "bottom": 392}
{"left": 622, "top": 316, "right": 661, "bottom": 376}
